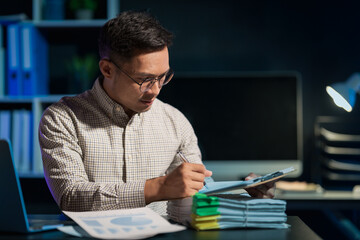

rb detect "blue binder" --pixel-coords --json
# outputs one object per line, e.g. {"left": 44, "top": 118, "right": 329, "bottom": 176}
{"left": 11, "top": 110, "right": 22, "bottom": 171}
{"left": 0, "top": 24, "right": 5, "bottom": 96}
{"left": 6, "top": 24, "right": 22, "bottom": 95}
{"left": 20, "top": 23, "right": 48, "bottom": 96}
{"left": 0, "top": 110, "right": 11, "bottom": 141}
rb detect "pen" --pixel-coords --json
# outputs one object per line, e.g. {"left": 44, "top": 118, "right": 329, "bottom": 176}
{"left": 177, "top": 151, "right": 190, "bottom": 163}
{"left": 177, "top": 151, "right": 207, "bottom": 186}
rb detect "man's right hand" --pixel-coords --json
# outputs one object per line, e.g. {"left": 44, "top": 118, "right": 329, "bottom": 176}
{"left": 144, "top": 163, "right": 212, "bottom": 204}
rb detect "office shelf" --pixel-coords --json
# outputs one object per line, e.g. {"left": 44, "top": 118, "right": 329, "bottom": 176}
{"left": 32, "top": 0, "right": 120, "bottom": 22}
{"left": 0, "top": 1, "right": 120, "bottom": 177}
{"left": 18, "top": 172, "right": 44, "bottom": 178}
{"left": 0, "top": 96, "right": 65, "bottom": 176}
{"left": 30, "top": 19, "right": 107, "bottom": 28}
{"left": 315, "top": 116, "right": 360, "bottom": 187}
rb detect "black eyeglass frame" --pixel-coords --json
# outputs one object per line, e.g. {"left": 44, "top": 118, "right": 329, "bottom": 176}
{"left": 109, "top": 58, "right": 174, "bottom": 93}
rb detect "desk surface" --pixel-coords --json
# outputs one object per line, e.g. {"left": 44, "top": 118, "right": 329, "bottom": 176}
{"left": 276, "top": 190, "right": 360, "bottom": 210}
{"left": 277, "top": 190, "right": 360, "bottom": 200}
{"left": 0, "top": 216, "right": 320, "bottom": 240}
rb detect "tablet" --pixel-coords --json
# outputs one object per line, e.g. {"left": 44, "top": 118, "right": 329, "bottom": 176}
{"left": 199, "top": 167, "right": 296, "bottom": 195}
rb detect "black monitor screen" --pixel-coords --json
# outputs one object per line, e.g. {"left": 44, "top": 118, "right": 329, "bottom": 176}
{"left": 158, "top": 72, "right": 302, "bottom": 162}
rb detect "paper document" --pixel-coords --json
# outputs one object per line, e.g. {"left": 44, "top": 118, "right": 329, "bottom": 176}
{"left": 200, "top": 167, "right": 295, "bottom": 194}
{"left": 168, "top": 193, "right": 289, "bottom": 230}
{"left": 62, "top": 207, "right": 186, "bottom": 240}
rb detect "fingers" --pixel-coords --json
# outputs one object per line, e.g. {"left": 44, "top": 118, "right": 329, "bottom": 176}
{"left": 245, "top": 185, "right": 275, "bottom": 198}
{"left": 181, "top": 164, "right": 208, "bottom": 190}
{"left": 245, "top": 173, "right": 276, "bottom": 199}
{"left": 245, "top": 182, "right": 276, "bottom": 198}
{"left": 205, "top": 169, "right": 213, "bottom": 177}
{"left": 179, "top": 163, "right": 209, "bottom": 182}
{"left": 245, "top": 187, "right": 264, "bottom": 198}
{"left": 245, "top": 172, "right": 257, "bottom": 180}
{"left": 182, "top": 162, "right": 207, "bottom": 174}
{"left": 189, "top": 181, "right": 205, "bottom": 191}
{"left": 161, "top": 163, "right": 209, "bottom": 200}
{"left": 265, "top": 180, "right": 276, "bottom": 189}
{"left": 188, "top": 170, "right": 207, "bottom": 183}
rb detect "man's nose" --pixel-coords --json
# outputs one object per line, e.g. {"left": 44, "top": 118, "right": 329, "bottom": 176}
{"left": 147, "top": 80, "right": 161, "bottom": 95}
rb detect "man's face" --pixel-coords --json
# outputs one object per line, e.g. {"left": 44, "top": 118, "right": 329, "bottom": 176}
{"left": 107, "top": 47, "right": 170, "bottom": 116}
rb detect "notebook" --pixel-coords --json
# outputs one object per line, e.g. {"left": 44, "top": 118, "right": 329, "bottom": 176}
{"left": 0, "top": 139, "right": 63, "bottom": 233}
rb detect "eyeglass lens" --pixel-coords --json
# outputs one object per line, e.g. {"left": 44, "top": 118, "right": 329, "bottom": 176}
{"left": 140, "top": 70, "right": 174, "bottom": 92}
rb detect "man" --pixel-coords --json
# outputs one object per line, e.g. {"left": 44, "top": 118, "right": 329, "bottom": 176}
{"left": 39, "top": 11, "right": 274, "bottom": 215}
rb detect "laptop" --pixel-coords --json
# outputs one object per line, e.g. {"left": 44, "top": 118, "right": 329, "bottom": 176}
{"left": 0, "top": 139, "right": 64, "bottom": 233}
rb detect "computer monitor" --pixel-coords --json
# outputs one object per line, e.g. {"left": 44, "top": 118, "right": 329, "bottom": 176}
{"left": 158, "top": 71, "right": 303, "bottom": 180}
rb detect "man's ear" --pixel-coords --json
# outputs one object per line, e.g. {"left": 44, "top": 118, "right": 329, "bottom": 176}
{"left": 99, "top": 59, "right": 113, "bottom": 79}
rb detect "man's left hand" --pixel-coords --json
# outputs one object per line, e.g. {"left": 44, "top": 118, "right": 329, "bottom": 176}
{"left": 244, "top": 173, "right": 276, "bottom": 198}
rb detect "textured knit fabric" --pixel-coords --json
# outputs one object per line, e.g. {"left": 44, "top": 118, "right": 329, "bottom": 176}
{"left": 39, "top": 78, "right": 202, "bottom": 215}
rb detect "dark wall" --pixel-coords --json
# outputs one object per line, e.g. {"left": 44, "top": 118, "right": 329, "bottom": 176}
{"left": 3, "top": 1, "right": 360, "bottom": 182}
{"left": 122, "top": 0, "right": 360, "bottom": 181}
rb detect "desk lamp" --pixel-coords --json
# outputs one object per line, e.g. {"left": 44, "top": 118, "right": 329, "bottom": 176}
{"left": 326, "top": 73, "right": 360, "bottom": 112}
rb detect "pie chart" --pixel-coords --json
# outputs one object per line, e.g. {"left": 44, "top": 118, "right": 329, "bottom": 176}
{"left": 110, "top": 216, "right": 153, "bottom": 226}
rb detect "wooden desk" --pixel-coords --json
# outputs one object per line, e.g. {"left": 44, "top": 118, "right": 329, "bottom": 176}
{"left": 0, "top": 216, "right": 320, "bottom": 240}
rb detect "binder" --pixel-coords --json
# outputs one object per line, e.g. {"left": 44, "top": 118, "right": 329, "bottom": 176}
{"left": 0, "top": 24, "right": 5, "bottom": 96}
{"left": 0, "top": 110, "right": 11, "bottom": 141}
{"left": 32, "top": 98, "right": 43, "bottom": 174}
{"left": 11, "top": 110, "right": 22, "bottom": 171}
{"left": 20, "top": 23, "right": 49, "bottom": 96}
{"left": 21, "top": 110, "right": 31, "bottom": 173}
{"left": 7, "top": 24, "right": 22, "bottom": 95}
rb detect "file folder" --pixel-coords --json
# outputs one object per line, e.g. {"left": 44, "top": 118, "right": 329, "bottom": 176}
{"left": 0, "top": 24, "right": 5, "bottom": 96}
{"left": 0, "top": 110, "right": 11, "bottom": 141}
{"left": 21, "top": 110, "right": 31, "bottom": 173}
{"left": 11, "top": 110, "right": 22, "bottom": 171}
{"left": 20, "top": 23, "right": 48, "bottom": 96}
{"left": 7, "top": 24, "right": 22, "bottom": 95}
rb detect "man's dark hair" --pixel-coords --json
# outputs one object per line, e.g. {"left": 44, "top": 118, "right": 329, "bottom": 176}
{"left": 98, "top": 11, "right": 173, "bottom": 61}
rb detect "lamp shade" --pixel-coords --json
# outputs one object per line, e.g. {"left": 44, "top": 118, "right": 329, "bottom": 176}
{"left": 326, "top": 73, "right": 360, "bottom": 112}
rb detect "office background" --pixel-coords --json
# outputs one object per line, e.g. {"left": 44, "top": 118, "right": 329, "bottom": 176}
{"left": 2, "top": 0, "right": 360, "bottom": 238}
{"left": 125, "top": 0, "right": 360, "bottom": 182}
{"left": 2, "top": 0, "right": 360, "bottom": 192}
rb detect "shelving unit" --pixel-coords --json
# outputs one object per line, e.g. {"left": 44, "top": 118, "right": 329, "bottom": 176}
{"left": 0, "top": 95, "right": 64, "bottom": 177}
{"left": 0, "top": 0, "right": 121, "bottom": 177}
{"left": 315, "top": 116, "right": 360, "bottom": 189}
{"left": 32, "top": 0, "right": 120, "bottom": 23}
{"left": 30, "top": 19, "right": 107, "bottom": 28}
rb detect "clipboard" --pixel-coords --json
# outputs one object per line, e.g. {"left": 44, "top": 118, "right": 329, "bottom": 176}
{"left": 199, "top": 166, "right": 296, "bottom": 195}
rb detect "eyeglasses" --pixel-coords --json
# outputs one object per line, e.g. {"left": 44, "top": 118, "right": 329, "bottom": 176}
{"left": 109, "top": 59, "right": 174, "bottom": 93}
